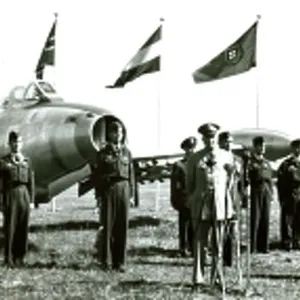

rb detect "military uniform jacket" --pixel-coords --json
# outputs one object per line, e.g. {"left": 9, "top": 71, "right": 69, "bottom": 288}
{"left": 0, "top": 153, "right": 35, "bottom": 205}
{"left": 94, "top": 143, "right": 135, "bottom": 199}
{"left": 247, "top": 153, "right": 273, "bottom": 191}
{"left": 170, "top": 158, "right": 188, "bottom": 211}
{"left": 186, "top": 147, "right": 235, "bottom": 224}
{"left": 277, "top": 155, "right": 300, "bottom": 210}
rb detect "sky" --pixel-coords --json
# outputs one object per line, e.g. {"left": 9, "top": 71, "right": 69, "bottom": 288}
{"left": 0, "top": 0, "right": 299, "bottom": 156}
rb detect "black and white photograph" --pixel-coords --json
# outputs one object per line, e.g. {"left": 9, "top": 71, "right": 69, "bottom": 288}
{"left": 0, "top": 0, "right": 299, "bottom": 299}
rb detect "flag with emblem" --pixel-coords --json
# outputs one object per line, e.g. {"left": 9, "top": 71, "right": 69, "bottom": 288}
{"left": 35, "top": 15, "right": 57, "bottom": 80}
{"left": 192, "top": 21, "right": 257, "bottom": 83}
{"left": 106, "top": 25, "right": 161, "bottom": 88}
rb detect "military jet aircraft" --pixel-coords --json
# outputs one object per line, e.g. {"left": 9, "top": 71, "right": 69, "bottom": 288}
{"left": 0, "top": 79, "right": 126, "bottom": 206}
{"left": 0, "top": 79, "right": 292, "bottom": 207}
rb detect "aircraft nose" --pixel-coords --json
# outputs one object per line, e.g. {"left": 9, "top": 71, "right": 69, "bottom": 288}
{"left": 50, "top": 112, "right": 123, "bottom": 173}
{"left": 74, "top": 113, "right": 123, "bottom": 164}
{"left": 74, "top": 113, "right": 105, "bottom": 164}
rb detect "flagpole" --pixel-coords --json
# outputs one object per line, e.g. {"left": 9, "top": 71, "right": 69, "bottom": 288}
{"left": 157, "top": 18, "right": 164, "bottom": 152}
{"left": 255, "top": 14, "right": 261, "bottom": 128}
{"left": 244, "top": 14, "right": 264, "bottom": 299}
{"left": 50, "top": 12, "right": 58, "bottom": 213}
{"left": 155, "top": 18, "right": 164, "bottom": 213}
{"left": 53, "top": 12, "right": 58, "bottom": 88}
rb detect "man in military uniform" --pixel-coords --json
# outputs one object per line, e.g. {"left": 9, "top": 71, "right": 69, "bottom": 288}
{"left": 247, "top": 136, "right": 273, "bottom": 253}
{"left": 0, "top": 131, "right": 35, "bottom": 267}
{"left": 94, "top": 120, "right": 134, "bottom": 272}
{"left": 187, "top": 123, "right": 235, "bottom": 288}
{"left": 218, "top": 131, "right": 242, "bottom": 267}
{"left": 170, "top": 136, "right": 197, "bottom": 257}
{"left": 277, "top": 139, "right": 300, "bottom": 250}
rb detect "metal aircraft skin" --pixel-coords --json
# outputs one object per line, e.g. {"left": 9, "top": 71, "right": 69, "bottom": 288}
{"left": 0, "top": 80, "right": 124, "bottom": 204}
{"left": 0, "top": 80, "right": 292, "bottom": 206}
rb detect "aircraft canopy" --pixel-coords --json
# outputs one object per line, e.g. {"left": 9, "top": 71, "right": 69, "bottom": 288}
{"left": 2, "top": 80, "right": 63, "bottom": 109}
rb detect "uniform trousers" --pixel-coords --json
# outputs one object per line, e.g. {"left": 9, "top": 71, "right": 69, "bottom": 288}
{"left": 4, "top": 185, "right": 30, "bottom": 265}
{"left": 193, "top": 220, "right": 224, "bottom": 285}
{"left": 280, "top": 201, "right": 300, "bottom": 248}
{"left": 178, "top": 207, "right": 193, "bottom": 253}
{"left": 100, "top": 180, "right": 130, "bottom": 268}
{"left": 250, "top": 185, "right": 271, "bottom": 253}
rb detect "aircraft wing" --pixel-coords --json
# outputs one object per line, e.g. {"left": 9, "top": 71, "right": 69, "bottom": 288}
{"left": 133, "top": 152, "right": 183, "bottom": 184}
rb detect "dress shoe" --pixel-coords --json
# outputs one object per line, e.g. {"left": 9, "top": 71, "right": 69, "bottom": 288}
{"left": 113, "top": 264, "right": 126, "bottom": 273}
{"left": 100, "top": 263, "right": 111, "bottom": 271}
{"left": 118, "top": 265, "right": 126, "bottom": 273}
{"left": 5, "top": 261, "right": 15, "bottom": 269}
{"left": 180, "top": 249, "right": 188, "bottom": 257}
{"left": 192, "top": 282, "right": 205, "bottom": 293}
{"left": 283, "top": 242, "right": 292, "bottom": 251}
{"left": 14, "top": 258, "right": 24, "bottom": 268}
{"left": 258, "top": 249, "right": 269, "bottom": 254}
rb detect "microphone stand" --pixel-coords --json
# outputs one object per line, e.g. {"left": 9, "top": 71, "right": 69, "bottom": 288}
{"left": 207, "top": 154, "right": 226, "bottom": 299}
{"left": 242, "top": 150, "right": 262, "bottom": 297}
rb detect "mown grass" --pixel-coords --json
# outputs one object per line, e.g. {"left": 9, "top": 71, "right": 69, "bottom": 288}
{"left": 0, "top": 181, "right": 299, "bottom": 299}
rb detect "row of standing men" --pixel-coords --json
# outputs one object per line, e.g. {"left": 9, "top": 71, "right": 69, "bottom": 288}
{"left": 0, "top": 122, "right": 134, "bottom": 270}
{"left": 170, "top": 123, "right": 300, "bottom": 288}
{"left": 0, "top": 120, "right": 299, "bottom": 288}
{"left": 0, "top": 123, "right": 132, "bottom": 270}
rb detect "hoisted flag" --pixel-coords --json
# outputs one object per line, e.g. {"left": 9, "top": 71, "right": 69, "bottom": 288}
{"left": 107, "top": 25, "right": 161, "bottom": 88}
{"left": 35, "top": 14, "right": 57, "bottom": 80}
{"left": 192, "top": 21, "right": 257, "bottom": 83}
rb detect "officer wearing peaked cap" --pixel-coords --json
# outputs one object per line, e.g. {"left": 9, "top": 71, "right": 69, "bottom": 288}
{"left": 187, "top": 122, "right": 234, "bottom": 288}
{"left": 0, "top": 131, "right": 35, "bottom": 268}
{"left": 181, "top": 136, "right": 197, "bottom": 150}
{"left": 246, "top": 136, "right": 273, "bottom": 253}
{"left": 170, "top": 136, "right": 197, "bottom": 257}
{"left": 277, "top": 138, "right": 300, "bottom": 250}
{"left": 94, "top": 120, "right": 135, "bottom": 272}
{"left": 197, "top": 123, "right": 220, "bottom": 137}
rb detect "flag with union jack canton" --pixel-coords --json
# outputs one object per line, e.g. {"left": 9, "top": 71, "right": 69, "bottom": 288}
{"left": 35, "top": 16, "right": 57, "bottom": 80}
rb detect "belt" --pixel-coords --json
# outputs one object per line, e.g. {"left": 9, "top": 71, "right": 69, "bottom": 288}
{"left": 109, "top": 176, "right": 129, "bottom": 183}
{"left": 251, "top": 179, "right": 271, "bottom": 185}
{"left": 10, "top": 182, "right": 28, "bottom": 187}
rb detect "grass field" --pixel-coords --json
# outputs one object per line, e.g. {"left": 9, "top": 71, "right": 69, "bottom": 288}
{"left": 0, "top": 181, "right": 300, "bottom": 299}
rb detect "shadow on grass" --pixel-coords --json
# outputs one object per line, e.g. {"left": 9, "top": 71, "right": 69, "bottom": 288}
{"left": 239, "top": 240, "right": 284, "bottom": 252}
{"left": 105, "top": 280, "right": 250, "bottom": 298}
{"left": 269, "top": 241, "right": 284, "bottom": 250}
{"left": 111, "top": 279, "right": 192, "bottom": 289}
{"left": 251, "top": 273, "right": 300, "bottom": 280}
{"left": 24, "top": 261, "right": 98, "bottom": 270}
{"left": 128, "top": 246, "right": 180, "bottom": 258}
{"left": 132, "top": 259, "right": 192, "bottom": 267}
{"left": 24, "top": 216, "right": 164, "bottom": 233}
{"left": 0, "top": 235, "right": 40, "bottom": 252}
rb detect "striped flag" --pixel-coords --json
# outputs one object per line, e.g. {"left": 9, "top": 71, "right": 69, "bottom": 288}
{"left": 107, "top": 25, "right": 161, "bottom": 88}
{"left": 192, "top": 21, "right": 257, "bottom": 83}
{"left": 35, "top": 16, "right": 57, "bottom": 80}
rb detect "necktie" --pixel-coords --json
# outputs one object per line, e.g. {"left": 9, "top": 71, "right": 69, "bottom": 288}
{"left": 207, "top": 151, "right": 216, "bottom": 168}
